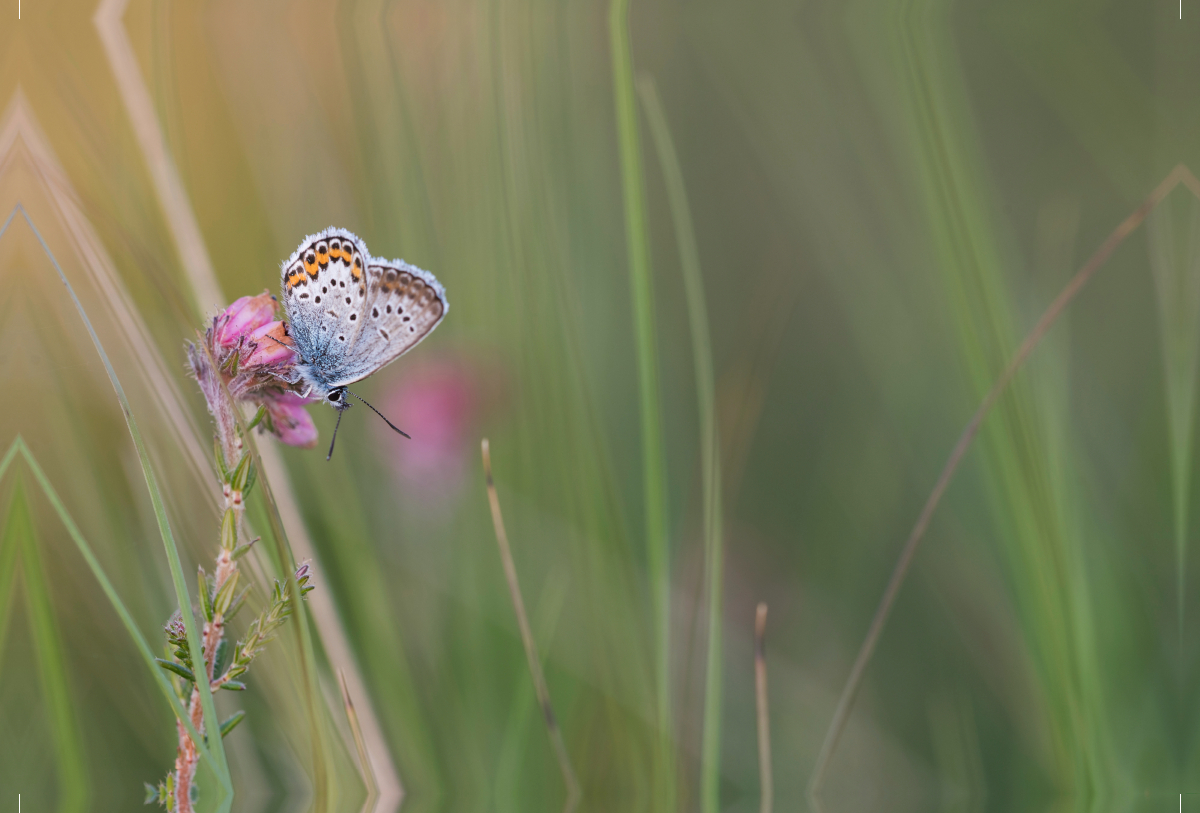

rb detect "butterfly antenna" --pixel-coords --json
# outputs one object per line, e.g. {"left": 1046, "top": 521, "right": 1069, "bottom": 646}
{"left": 327, "top": 407, "right": 346, "bottom": 461}
{"left": 344, "top": 390, "right": 411, "bottom": 439}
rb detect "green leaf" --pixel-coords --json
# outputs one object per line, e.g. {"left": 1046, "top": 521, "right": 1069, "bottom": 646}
{"left": 220, "top": 508, "right": 237, "bottom": 551}
{"left": 232, "top": 537, "right": 258, "bottom": 560}
{"left": 245, "top": 403, "right": 268, "bottom": 433}
{"left": 156, "top": 658, "right": 196, "bottom": 683}
{"left": 220, "top": 348, "right": 240, "bottom": 376}
{"left": 226, "top": 589, "right": 249, "bottom": 621}
{"left": 243, "top": 457, "right": 258, "bottom": 496}
{"left": 143, "top": 782, "right": 159, "bottom": 805}
{"left": 198, "top": 567, "right": 213, "bottom": 622}
{"left": 220, "top": 680, "right": 246, "bottom": 691}
{"left": 213, "top": 436, "right": 229, "bottom": 482}
{"left": 230, "top": 454, "right": 252, "bottom": 493}
{"left": 213, "top": 570, "right": 240, "bottom": 617}
{"left": 219, "top": 710, "right": 247, "bottom": 738}
{"left": 213, "top": 639, "right": 230, "bottom": 679}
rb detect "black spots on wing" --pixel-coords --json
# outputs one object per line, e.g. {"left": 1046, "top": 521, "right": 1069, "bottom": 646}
{"left": 386, "top": 305, "right": 392, "bottom": 314}
{"left": 315, "top": 296, "right": 321, "bottom": 303}
{"left": 299, "top": 292, "right": 309, "bottom": 299}
{"left": 379, "top": 329, "right": 390, "bottom": 340}
{"left": 322, "top": 286, "right": 328, "bottom": 293}
{"left": 403, "top": 315, "right": 411, "bottom": 322}
{"left": 338, "top": 335, "right": 345, "bottom": 342}
{"left": 372, "top": 307, "right": 379, "bottom": 318}
{"left": 349, "top": 314, "right": 357, "bottom": 321}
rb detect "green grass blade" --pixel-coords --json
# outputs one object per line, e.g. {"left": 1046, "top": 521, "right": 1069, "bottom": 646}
{"left": 637, "top": 76, "right": 725, "bottom": 813}
{"left": 18, "top": 208, "right": 232, "bottom": 801}
{"left": 13, "top": 438, "right": 216, "bottom": 772}
{"left": 6, "top": 480, "right": 89, "bottom": 813}
{"left": 608, "top": 1, "right": 674, "bottom": 804}
{"left": 1147, "top": 198, "right": 1200, "bottom": 670}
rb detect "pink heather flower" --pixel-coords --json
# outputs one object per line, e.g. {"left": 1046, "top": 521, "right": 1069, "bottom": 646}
{"left": 265, "top": 391, "right": 318, "bottom": 448}
{"left": 190, "top": 294, "right": 315, "bottom": 453}
{"left": 214, "top": 291, "right": 277, "bottom": 349}
{"left": 243, "top": 321, "right": 296, "bottom": 368}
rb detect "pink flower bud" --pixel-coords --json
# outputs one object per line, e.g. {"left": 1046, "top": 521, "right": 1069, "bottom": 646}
{"left": 214, "top": 292, "right": 277, "bottom": 349}
{"left": 243, "top": 322, "right": 296, "bottom": 367}
{"left": 266, "top": 392, "right": 318, "bottom": 448}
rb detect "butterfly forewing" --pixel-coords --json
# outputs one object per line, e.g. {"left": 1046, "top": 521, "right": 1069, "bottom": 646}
{"left": 327, "top": 259, "right": 447, "bottom": 387}
{"left": 281, "top": 229, "right": 371, "bottom": 365}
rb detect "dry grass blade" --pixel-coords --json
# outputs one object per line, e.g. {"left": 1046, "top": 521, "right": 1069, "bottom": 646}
{"left": 755, "top": 603, "right": 772, "bottom": 813}
{"left": 481, "top": 439, "right": 581, "bottom": 813}
{"left": 808, "top": 164, "right": 1200, "bottom": 803}
{"left": 339, "top": 668, "right": 379, "bottom": 813}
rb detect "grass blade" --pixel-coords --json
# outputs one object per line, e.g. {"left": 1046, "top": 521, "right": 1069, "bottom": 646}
{"left": 608, "top": 3, "right": 675, "bottom": 805}
{"left": 339, "top": 668, "right": 378, "bottom": 813}
{"left": 637, "top": 75, "right": 725, "bottom": 813}
{"left": 18, "top": 206, "right": 232, "bottom": 802}
{"left": 482, "top": 439, "right": 581, "bottom": 812}
{"left": 3, "top": 480, "right": 88, "bottom": 813}
{"left": 807, "top": 165, "right": 1199, "bottom": 802}
{"left": 754, "top": 604, "right": 772, "bottom": 813}
{"left": 14, "top": 438, "right": 216, "bottom": 774}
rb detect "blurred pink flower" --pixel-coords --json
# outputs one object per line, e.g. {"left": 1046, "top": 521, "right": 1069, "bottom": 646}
{"left": 265, "top": 391, "right": 319, "bottom": 449}
{"left": 377, "top": 359, "right": 477, "bottom": 500}
{"left": 214, "top": 291, "right": 277, "bottom": 349}
{"left": 242, "top": 321, "right": 296, "bottom": 368}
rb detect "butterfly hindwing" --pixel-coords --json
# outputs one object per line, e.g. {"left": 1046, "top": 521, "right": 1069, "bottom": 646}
{"left": 327, "top": 259, "right": 448, "bottom": 387}
{"left": 280, "top": 228, "right": 371, "bottom": 369}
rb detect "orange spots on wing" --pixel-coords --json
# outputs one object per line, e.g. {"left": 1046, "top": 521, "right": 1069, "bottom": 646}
{"left": 305, "top": 254, "right": 318, "bottom": 277}
{"left": 351, "top": 262, "right": 363, "bottom": 281}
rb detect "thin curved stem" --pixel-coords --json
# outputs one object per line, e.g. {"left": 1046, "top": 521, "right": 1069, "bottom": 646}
{"left": 808, "top": 164, "right": 1197, "bottom": 803}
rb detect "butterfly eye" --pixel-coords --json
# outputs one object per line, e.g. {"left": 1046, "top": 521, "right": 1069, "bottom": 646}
{"left": 328, "top": 390, "right": 341, "bottom": 403}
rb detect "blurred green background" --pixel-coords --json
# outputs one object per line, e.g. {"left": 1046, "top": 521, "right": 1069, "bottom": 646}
{"left": 3, "top": 0, "right": 1200, "bottom": 811}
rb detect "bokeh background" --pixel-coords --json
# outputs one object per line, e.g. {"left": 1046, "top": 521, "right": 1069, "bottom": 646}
{"left": 3, "top": 1, "right": 1200, "bottom": 811}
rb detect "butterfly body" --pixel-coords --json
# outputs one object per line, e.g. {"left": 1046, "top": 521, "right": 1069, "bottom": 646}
{"left": 280, "top": 227, "right": 448, "bottom": 410}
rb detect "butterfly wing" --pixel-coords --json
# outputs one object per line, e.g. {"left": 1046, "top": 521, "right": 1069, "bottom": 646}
{"left": 280, "top": 228, "right": 372, "bottom": 371}
{"left": 326, "top": 258, "right": 448, "bottom": 388}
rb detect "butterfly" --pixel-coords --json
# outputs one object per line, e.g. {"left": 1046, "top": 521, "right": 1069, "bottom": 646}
{"left": 280, "top": 227, "right": 448, "bottom": 458}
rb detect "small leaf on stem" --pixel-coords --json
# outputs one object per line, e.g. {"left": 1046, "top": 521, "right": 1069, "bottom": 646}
{"left": 219, "top": 710, "right": 247, "bottom": 738}
{"left": 213, "top": 570, "right": 240, "bottom": 616}
{"left": 198, "top": 567, "right": 213, "bottom": 622}
{"left": 155, "top": 658, "right": 195, "bottom": 683}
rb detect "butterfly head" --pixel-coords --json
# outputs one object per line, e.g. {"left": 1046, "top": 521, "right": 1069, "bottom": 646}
{"left": 318, "top": 385, "right": 411, "bottom": 461}
{"left": 325, "top": 386, "right": 350, "bottom": 411}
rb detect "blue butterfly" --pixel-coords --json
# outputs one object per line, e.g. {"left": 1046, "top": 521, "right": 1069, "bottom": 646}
{"left": 280, "top": 227, "right": 448, "bottom": 458}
